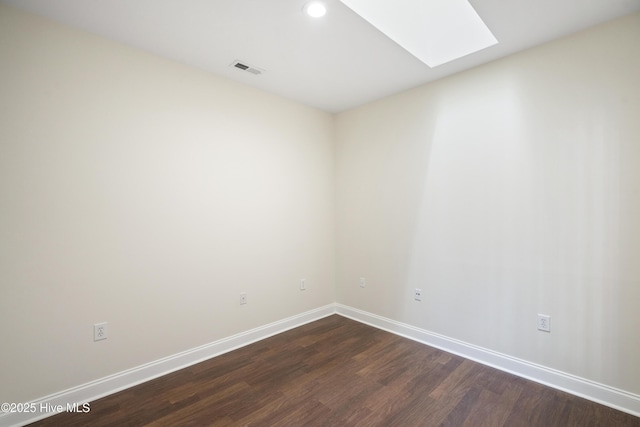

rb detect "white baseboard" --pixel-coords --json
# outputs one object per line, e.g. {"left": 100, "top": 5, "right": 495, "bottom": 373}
{"left": 335, "top": 303, "right": 640, "bottom": 418}
{"left": 0, "top": 304, "right": 336, "bottom": 427}
{"left": 3, "top": 303, "right": 638, "bottom": 426}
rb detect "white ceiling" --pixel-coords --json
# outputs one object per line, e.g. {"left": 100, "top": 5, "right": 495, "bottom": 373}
{"left": 3, "top": 0, "right": 640, "bottom": 112}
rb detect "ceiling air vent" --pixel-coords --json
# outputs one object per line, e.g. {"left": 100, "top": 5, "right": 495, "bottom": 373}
{"left": 230, "top": 60, "right": 264, "bottom": 76}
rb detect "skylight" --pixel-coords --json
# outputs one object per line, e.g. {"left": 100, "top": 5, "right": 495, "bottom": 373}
{"left": 339, "top": 0, "right": 498, "bottom": 67}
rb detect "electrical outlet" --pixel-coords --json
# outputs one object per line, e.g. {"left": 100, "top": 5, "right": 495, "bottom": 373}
{"left": 537, "top": 314, "right": 551, "bottom": 332}
{"left": 414, "top": 289, "right": 422, "bottom": 301}
{"left": 240, "top": 292, "right": 247, "bottom": 305}
{"left": 94, "top": 322, "right": 108, "bottom": 341}
{"left": 300, "top": 279, "right": 306, "bottom": 290}
{"left": 359, "top": 277, "right": 366, "bottom": 288}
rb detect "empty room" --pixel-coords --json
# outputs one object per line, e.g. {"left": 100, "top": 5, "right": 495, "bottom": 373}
{"left": 1, "top": 0, "right": 639, "bottom": 425}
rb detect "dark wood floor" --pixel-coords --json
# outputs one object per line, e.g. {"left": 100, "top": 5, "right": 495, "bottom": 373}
{"left": 29, "top": 315, "right": 639, "bottom": 426}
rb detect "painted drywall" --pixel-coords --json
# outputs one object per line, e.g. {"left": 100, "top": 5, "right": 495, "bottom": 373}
{"left": 1, "top": 0, "right": 639, "bottom": 412}
{"left": 0, "top": 4, "right": 335, "bottom": 403}
{"left": 335, "top": 13, "right": 640, "bottom": 394}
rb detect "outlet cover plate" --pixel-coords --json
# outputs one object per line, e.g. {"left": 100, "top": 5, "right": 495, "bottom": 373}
{"left": 94, "top": 322, "right": 108, "bottom": 341}
{"left": 537, "top": 314, "right": 551, "bottom": 332}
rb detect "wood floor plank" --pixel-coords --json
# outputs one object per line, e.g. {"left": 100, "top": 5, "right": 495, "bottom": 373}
{"left": 27, "top": 315, "right": 640, "bottom": 426}
{"left": 460, "top": 381, "right": 523, "bottom": 427}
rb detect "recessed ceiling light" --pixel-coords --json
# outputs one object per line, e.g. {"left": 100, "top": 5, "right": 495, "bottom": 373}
{"left": 304, "top": 1, "right": 327, "bottom": 18}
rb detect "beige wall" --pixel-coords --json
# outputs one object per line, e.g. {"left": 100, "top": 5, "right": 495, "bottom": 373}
{"left": 2, "top": 2, "right": 639, "bottom": 408}
{"left": 335, "top": 13, "right": 640, "bottom": 394}
{"left": 0, "top": 5, "right": 335, "bottom": 402}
